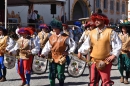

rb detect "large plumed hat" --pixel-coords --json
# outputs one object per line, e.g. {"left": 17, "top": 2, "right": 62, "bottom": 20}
{"left": 85, "top": 21, "right": 96, "bottom": 28}
{"left": 18, "top": 27, "right": 34, "bottom": 35}
{"left": 91, "top": 9, "right": 109, "bottom": 25}
{"left": 50, "top": 18, "right": 62, "bottom": 30}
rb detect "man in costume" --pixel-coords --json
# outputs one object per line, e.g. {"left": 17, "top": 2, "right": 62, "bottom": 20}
{"left": 78, "top": 12, "right": 122, "bottom": 86}
{"left": 72, "top": 21, "right": 83, "bottom": 43}
{"left": 38, "top": 24, "right": 51, "bottom": 55}
{"left": 9, "top": 27, "right": 40, "bottom": 86}
{"left": 118, "top": 20, "right": 130, "bottom": 84}
{"left": 0, "top": 27, "right": 15, "bottom": 82}
{"left": 62, "top": 23, "right": 73, "bottom": 39}
{"left": 41, "top": 19, "right": 76, "bottom": 86}
{"left": 79, "top": 21, "right": 96, "bottom": 44}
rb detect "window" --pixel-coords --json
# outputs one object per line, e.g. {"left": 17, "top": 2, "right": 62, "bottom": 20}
{"left": 116, "top": 2, "right": 120, "bottom": 12}
{"left": 96, "top": 0, "right": 100, "bottom": 8}
{"left": 122, "top": 3, "right": 125, "bottom": 13}
{"left": 110, "top": 0, "right": 114, "bottom": 10}
{"left": 103, "top": 0, "right": 107, "bottom": 9}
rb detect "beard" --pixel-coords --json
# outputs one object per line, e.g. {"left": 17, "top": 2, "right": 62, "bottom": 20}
{"left": 96, "top": 23, "right": 104, "bottom": 28}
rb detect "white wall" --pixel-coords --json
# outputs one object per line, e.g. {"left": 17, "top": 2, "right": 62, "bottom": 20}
{"left": 8, "top": 3, "right": 69, "bottom": 25}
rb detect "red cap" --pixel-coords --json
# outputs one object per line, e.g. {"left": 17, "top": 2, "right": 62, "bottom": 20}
{"left": 91, "top": 13, "right": 109, "bottom": 25}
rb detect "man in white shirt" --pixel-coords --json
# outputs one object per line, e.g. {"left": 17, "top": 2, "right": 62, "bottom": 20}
{"left": 41, "top": 19, "right": 76, "bottom": 86}
{"left": 28, "top": 10, "right": 37, "bottom": 28}
{"left": 78, "top": 13, "right": 122, "bottom": 86}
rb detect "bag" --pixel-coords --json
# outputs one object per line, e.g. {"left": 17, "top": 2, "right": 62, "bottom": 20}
{"left": 95, "top": 60, "right": 106, "bottom": 70}
{"left": 58, "top": 55, "right": 66, "bottom": 65}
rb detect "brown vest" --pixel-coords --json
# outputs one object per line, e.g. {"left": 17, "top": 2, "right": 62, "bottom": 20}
{"left": 119, "top": 33, "right": 130, "bottom": 54}
{"left": 89, "top": 28, "right": 112, "bottom": 60}
{"left": 49, "top": 33, "right": 68, "bottom": 63}
{"left": 0, "top": 36, "right": 8, "bottom": 56}
{"left": 17, "top": 38, "right": 33, "bottom": 59}
{"left": 38, "top": 31, "right": 49, "bottom": 48}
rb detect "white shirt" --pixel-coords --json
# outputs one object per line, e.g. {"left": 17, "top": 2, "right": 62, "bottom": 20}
{"left": 10, "top": 36, "right": 40, "bottom": 55}
{"left": 0, "top": 35, "right": 15, "bottom": 51}
{"left": 5, "top": 37, "right": 15, "bottom": 51}
{"left": 41, "top": 32, "right": 77, "bottom": 56}
{"left": 28, "top": 12, "right": 37, "bottom": 20}
{"left": 78, "top": 28, "right": 122, "bottom": 57}
{"left": 79, "top": 30, "right": 90, "bottom": 43}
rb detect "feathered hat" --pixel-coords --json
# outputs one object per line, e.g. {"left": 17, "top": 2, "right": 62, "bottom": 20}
{"left": 50, "top": 18, "right": 62, "bottom": 30}
{"left": 119, "top": 14, "right": 130, "bottom": 27}
{"left": 91, "top": 9, "right": 109, "bottom": 25}
{"left": 39, "top": 24, "right": 49, "bottom": 29}
{"left": 18, "top": 27, "right": 34, "bottom": 35}
{"left": 85, "top": 21, "right": 96, "bottom": 28}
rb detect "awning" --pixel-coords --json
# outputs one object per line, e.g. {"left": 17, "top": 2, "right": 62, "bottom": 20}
{"left": 7, "top": 0, "right": 66, "bottom": 6}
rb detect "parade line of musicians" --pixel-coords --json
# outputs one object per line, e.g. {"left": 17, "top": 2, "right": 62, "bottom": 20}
{"left": 1, "top": 9, "right": 130, "bottom": 86}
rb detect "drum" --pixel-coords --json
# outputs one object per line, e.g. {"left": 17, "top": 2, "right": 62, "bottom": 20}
{"left": 32, "top": 55, "right": 48, "bottom": 74}
{"left": 67, "top": 54, "right": 86, "bottom": 77}
{"left": 4, "top": 54, "right": 16, "bottom": 69}
{"left": 112, "top": 58, "right": 118, "bottom": 66}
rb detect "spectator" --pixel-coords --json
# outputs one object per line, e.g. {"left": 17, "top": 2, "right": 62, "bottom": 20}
{"left": 61, "top": 12, "right": 67, "bottom": 23}
{"left": 28, "top": 10, "right": 37, "bottom": 28}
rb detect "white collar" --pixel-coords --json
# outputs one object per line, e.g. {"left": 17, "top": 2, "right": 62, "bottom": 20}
{"left": 96, "top": 26, "right": 106, "bottom": 33}
{"left": 0, "top": 35, "right": 4, "bottom": 39}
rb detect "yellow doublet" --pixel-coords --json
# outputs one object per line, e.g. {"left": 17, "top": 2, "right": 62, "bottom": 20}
{"left": 89, "top": 28, "right": 112, "bottom": 60}
{"left": 0, "top": 36, "right": 8, "bottom": 56}
{"left": 119, "top": 33, "right": 130, "bottom": 54}
{"left": 38, "top": 32, "right": 49, "bottom": 48}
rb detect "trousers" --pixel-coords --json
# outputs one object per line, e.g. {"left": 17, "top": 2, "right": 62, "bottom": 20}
{"left": 89, "top": 63, "right": 114, "bottom": 86}
{"left": 17, "top": 56, "right": 33, "bottom": 85}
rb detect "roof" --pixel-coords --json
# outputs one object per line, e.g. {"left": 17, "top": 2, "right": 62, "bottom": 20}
{"left": 7, "top": 0, "right": 66, "bottom": 6}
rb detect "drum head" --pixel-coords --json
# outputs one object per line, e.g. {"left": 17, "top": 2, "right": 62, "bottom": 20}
{"left": 32, "top": 55, "right": 48, "bottom": 74}
{"left": 67, "top": 54, "right": 86, "bottom": 77}
{"left": 4, "top": 54, "right": 16, "bottom": 69}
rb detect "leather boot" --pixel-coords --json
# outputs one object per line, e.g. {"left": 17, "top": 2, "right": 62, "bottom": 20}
{"left": 0, "top": 77, "right": 6, "bottom": 82}
{"left": 19, "top": 82, "right": 26, "bottom": 86}
{"left": 120, "top": 77, "right": 124, "bottom": 83}
{"left": 124, "top": 78, "right": 129, "bottom": 84}
{"left": 59, "top": 81, "right": 64, "bottom": 86}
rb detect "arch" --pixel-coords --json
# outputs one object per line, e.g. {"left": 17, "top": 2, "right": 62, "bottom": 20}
{"left": 71, "top": 0, "right": 91, "bottom": 20}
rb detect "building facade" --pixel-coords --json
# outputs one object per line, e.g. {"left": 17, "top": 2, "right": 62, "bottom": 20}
{"left": 8, "top": 0, "right": 128, "bottom": 25}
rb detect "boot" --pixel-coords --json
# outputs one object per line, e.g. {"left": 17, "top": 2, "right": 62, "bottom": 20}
{"left": 19, "top": 82, "right": 26, "bottom": 86}
{"left": 59, "top": 81, "right": 64, "bottom": 86}
{"left": 120, "top": 77, "right": 124, "bottom": 83}
{"left": 0, "top": 77, "right": 6, "bottom": 82}
{"left": 124, "top": 78, "right": 129, "bottom": 84}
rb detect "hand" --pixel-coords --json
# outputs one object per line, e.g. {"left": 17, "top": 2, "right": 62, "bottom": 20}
{"left": 63, "top": 52, "right": 68, "bottom": 56}
{"left": 40, "top": 54, "right": 45, "bottom": 58}
{"left": 78, "top": 52, "right": 82, "bottom": 59}
{"left": 27, "top": 50, "right": 31, "bottom": 53}
{"left": 105, "top": 55, "right": 116, "bottom": 63}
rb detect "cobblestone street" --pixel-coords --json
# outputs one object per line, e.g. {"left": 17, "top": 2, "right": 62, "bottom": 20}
{"left": 0, "top": 65, "right": 129, "bottom": 86}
